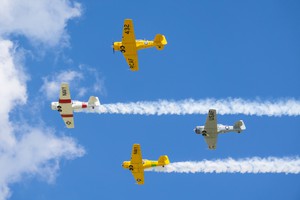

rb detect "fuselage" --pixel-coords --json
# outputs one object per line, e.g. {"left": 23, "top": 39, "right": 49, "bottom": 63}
{"left": 194, "top": 124, "right": 242, "bottom": 134}
{"left": 113, "top": 39, "right": 163, "bottom": 52}
{"left": 122, "top": 159, "right": 162, "bottom": 171}
{"left": 51, "top": 101, "right": 90, "bottom": 111}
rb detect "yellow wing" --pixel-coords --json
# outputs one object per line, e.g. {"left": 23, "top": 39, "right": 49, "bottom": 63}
{"left": 122, "top": 19, "right": 136, "bottom": 43}
{"left": 59, "top": 83, "right": 74, "bottom": 128}
{"left": 122, "top": 19, "right": 138, "bottom": 71}
{"left": 130, "top": 144, "right": 144, "bottom": 184}
{"left": 131, "top": 144, "right": 142, "bottom": 164}
{"left": 123, "top": 54, "right": 138, "bottom": 71}
{"left": 132, "top": 170, "right": 144, "bottom": 185}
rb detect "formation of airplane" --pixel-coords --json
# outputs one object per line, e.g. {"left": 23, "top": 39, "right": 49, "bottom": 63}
{"left": 51, "top": 83, "right": 100, "bottom": 128}
{"left": 48, "top": 19, "right": 248, "bottom": 185}
{"left": 113, "top": 19, "right": 168, "bottom": 71}
{"left": 194, "top": 109, "right": 246, "bottom": 150}
{"left": 122, "top": 144, "right": 170, "bottom": 185}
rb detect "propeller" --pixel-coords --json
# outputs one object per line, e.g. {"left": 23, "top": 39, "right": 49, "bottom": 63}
{"left": 112, "top": 42, "right": 115, "bottom": 54}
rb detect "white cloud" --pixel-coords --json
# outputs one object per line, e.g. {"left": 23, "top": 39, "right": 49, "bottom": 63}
{"left": 40, "top": 65, "right": 106, "bottom": 101}
{"left": 0, "top": 39, "right": 85, "bottom": 200}
{"left": 41, "top": 70, "right": 84, "bottom": 100}
{"left": 0, "top": 40, "right": 27, "bottom": 148}
{"left": 79, "top": 64, "right": 106, "bottom": 95}
{"left": 0, "top": 127, "right": 85, "bottom": 200}
{"left": 0, "top": 1, "right": 84, "bottom": 197}
{"left": 0, "top": 0, "right": 81, "bottom": 46}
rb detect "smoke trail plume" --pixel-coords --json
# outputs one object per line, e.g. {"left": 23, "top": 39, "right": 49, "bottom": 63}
{"left": 146, "top": 157, "right": 300, "bottom": 174}
{"left": 81, "top": 98, "right": 300, "bottom": 116}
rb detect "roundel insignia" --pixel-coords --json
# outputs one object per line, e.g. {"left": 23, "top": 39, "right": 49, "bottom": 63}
{"left": 136, "top": 178, "right": 141, "bottom": 182}
{"left": 66, "top": 121, "right": 72, "bottom": 125}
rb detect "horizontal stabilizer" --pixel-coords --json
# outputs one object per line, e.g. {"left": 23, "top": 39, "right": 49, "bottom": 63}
{"left": 234, "top": 120, "right": 246, "bottom": 131}
{"left": 88, "top": 96, "right": 100, "bottom": 108}
{"left": 158, "top": 155, "right": 170, "bottom": 166}
{"left": 154, "top": 34, "right": 167, "bottom": 50}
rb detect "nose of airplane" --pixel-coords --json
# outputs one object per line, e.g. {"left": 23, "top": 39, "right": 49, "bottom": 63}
{"left": 122, "top": 162, "right": 127, "bottom": 168}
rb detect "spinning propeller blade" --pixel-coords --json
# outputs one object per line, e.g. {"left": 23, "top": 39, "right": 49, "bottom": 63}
{"left": 112, "top": 42, "right": 115, "bottom": 54}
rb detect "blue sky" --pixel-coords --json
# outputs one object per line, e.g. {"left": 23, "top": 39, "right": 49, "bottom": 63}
{"left": 1, "top": 1, "right": 300, "bottom": 200}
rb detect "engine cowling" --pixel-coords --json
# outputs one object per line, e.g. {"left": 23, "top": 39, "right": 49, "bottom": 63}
{"left": 51, "top": 102, "right": 59, "bottom": 110}
{"left": 122, "top": 161, "right": 130, "bottom": 169}
{"left": 194, "top": 126, "right": 205, "bottom": 134}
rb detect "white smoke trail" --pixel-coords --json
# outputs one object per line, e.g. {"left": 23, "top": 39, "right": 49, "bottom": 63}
{"left": 80, "top": 98, "right": 300, "bottom": 116}
{"left": 146, "top": 157, "right": 300, "bottom": 174}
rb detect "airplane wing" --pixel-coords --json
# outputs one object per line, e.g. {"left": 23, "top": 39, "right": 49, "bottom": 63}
{"left": 123, "top": 53, "right": 138, "bottom": 71}
{"left": 204, "top": 135, "right": 218, "bottom": 150}
{"left": 59, "top": 83, "right": 74, "bottom": 128}
{"left": 130, "top": 144, "right": 144, "bottom": 184}
{"left": 132, "top": 170, "right": 144, "bottom": 185}
{"left": 122, "top": 19, "right": 138, "bottom": 71}
{"left": 122, "top": 19, "right": 136, "bottom": 43}
{"left": 204, "top": 109, "right": 218, "bottom": 149}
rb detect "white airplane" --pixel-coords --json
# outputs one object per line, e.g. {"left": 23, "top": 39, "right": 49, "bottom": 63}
{"left": 51, "top": 83, "right": 100, "bottom": 128}
{"left": 194, "top": 109, "right": 246, "bottom": 150}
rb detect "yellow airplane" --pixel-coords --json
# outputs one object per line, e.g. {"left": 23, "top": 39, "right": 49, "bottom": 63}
{"left": 122, "top": 144, "right": 170, "bottom": 185}
{"left": 113, "top": 19, "right": 168, "bottom": 71}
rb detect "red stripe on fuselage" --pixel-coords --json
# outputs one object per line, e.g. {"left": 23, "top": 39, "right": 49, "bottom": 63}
{"left": 59, "top": 99, "right": 72, "bottom": 103}
{"left": 61, "top": 114, "right": 73, "bottom": 118}
{"left": 82, "top": 103, "right": 87, "bottom": 108}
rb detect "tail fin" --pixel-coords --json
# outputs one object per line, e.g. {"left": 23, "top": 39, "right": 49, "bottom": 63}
{"left": 88, "top": 96, "right": 100, "bottom": 108}
{"left": 158, "top": 155, "right": 170, "bottom": 166}
{"left": 153, "top": 34, "right": 167, "bottom": 50}
{"left": 233, "top": 120, "right": 246, "bottom": 133}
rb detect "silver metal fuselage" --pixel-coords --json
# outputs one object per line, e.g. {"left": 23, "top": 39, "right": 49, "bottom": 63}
{"left": 194, "top": 124, "right": 242, "bottom": 135}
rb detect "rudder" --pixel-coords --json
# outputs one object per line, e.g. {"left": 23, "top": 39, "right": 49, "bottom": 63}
{"left": 233, "top": 120, "right": 246, "bottom": 132}
{"left": 154, "top": 34, "right": 167, "bottom": 50}
{"left": 88, "top": 96, "right": 100, "bottom": 108}
{"left": 158, "top": 155, "right": 170, "bottom": 166}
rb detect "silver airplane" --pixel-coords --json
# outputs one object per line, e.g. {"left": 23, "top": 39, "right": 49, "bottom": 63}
{"left": 194, "top": 109, "right": 246, "bottom": 150}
